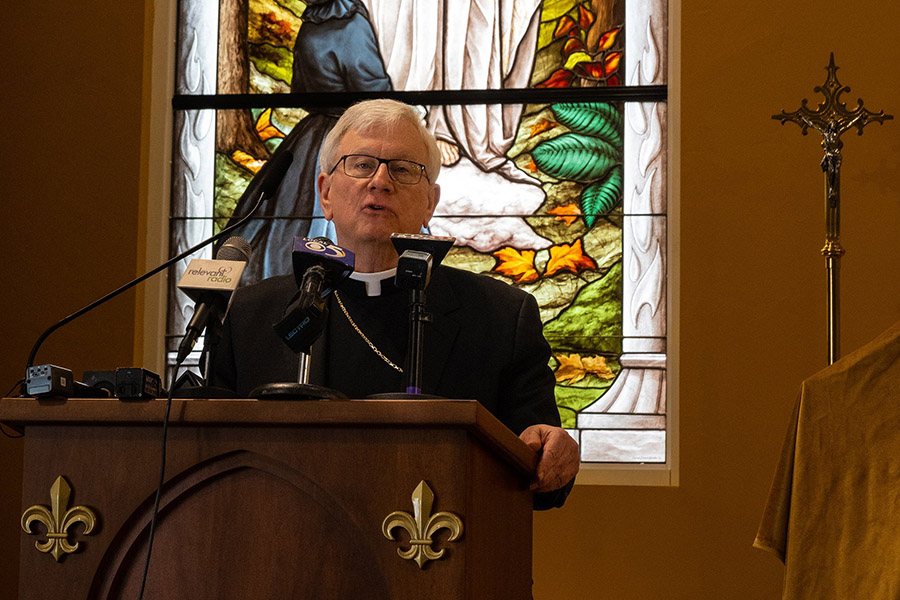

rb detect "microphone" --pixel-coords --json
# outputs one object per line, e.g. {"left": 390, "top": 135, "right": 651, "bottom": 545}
{"left": 273, "top": 237, "right": 354, "bottom": 354}
{"left": 175, "top": 237, "right": 252, "bottom": 364}
{"left": 291, "top": 237, "right": 355, "bottom": 295}
{"left": 23, "top": 152, "right": 293, "bottom": 374}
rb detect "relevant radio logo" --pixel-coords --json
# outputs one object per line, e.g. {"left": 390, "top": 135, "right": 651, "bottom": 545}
{"left": 186, "top": 265, "right": 234, "bottom": 283}
{"left": 177, "top": 258, "right": 246, "bottom": 297}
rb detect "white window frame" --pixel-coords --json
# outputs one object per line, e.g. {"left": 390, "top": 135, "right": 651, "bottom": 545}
{"left": 137, "top": 0, "right": 681, "bottom": 486}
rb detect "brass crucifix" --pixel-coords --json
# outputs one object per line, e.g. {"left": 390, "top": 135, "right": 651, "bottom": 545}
{"left": 773, "top": 53, "right": 892, "bottom": 365}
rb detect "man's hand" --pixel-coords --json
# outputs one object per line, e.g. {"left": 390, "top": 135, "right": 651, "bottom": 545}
{"left": 519, "top": 424, "right": 579, "bottom": 493}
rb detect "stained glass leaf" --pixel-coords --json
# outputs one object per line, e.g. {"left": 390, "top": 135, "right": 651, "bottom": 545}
{"left": 535, "top": 68, "right": 575, "bottom": 88}
{"left": 492, "top": 247, "right": 539, "bottom": 282}
{"left": 581, "top": 165, "right": 623, "bottom": 226}
{"left": 555, "top": 353, "right": 615, "bottom": 384}
{"left": 547, "top": 202, "right": 582, "bottom": 225}
{"left": 563, "top": 37, "right": 586, "bottom": 56}
{"left": 255, "top": 108, "right": 285, "bottom": 141}
{"left": 573, "top": 61, "right": 606, "bottom": 80}
{"left": 555, "top": 353, "right": 588, "bottom": 384}
{"left": 551, "top": 103, "right": 622, "bottom": 145}
{"left": 604, "top": 51, "right": 622, "bottom": 74}
{"left": 564, "top": 51, "right": 593, "bottom": 71}
{"left": 577, "top": 4, "right": 595, "bottom": 29}
{"left": 553, "top": 15, "right": 578, "bottom": 39}
{"left": 545, "top": 238, "right": 597, "bottom": 277}
{"left": 529, "top": 118, "right": 558, "bottom": 137}
{"left": 531, "top": 133, "right": 620, "bottom": 182}
{"left": 231, "top": 150, "right": 265, "bottom": 173}
{"left": 597, "top": 27, "right": 622, "bottom": 52}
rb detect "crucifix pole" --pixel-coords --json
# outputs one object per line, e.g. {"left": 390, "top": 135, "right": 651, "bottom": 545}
{"left": 773, "top": 53, "right": 892, "bottom": 365}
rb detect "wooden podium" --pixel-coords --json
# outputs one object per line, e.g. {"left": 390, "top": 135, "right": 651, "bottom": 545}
{"left": 0, "top": 397, "right": 537, "bottom": 599}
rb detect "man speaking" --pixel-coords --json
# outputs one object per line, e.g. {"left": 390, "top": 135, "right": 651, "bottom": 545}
{"left": 211, "top": 99, "right": 578, "bottom": 508}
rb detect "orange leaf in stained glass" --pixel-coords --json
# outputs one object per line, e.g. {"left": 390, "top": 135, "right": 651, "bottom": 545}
{"left": 524, "top": 158, "right": 539, "bottom": 173}
{"left": 574, "top": 61, "right": 606, "bottom": 79}
{"left": 529, "top": 118, "right": 558, "bottom": 137}
{"left": 581, "top": 355, "right": 616, "bottom": 380}
{"left": 596, "top": 27, "right": 621, "bottom": 52}
{"left": 577, "top": 4, "right": 595, "bottom": 29}
{"left": 547, "top": 203, "right": 582, "bottom": 226}
{"left": 604, "top": 52, "right": 622, "bottom": 75}
{"left": 535, "top": 68, "right": 575, "bottom": 88}
{"left": 232, "top": 150, "right": 266, "bottom": 174}
{"left": 553, "top": 15, "right": 577, "bottom": 39}
{"left": 555, "top": 353, "right": 587, "bottom": 384}
{"left": 606, "top": 74, "right": 620, "bottom": 87}
{"left": 563, "top": 37, "right": 586, "bottom": 57}
{"left": 493, "top": 247, "right": 539, "bottom": 283}
{"left": 528, "top": 119, "right": 556, "bottom": 137}
{"left": 554, "top": 353, "right": 615, "bottom": 384}
{"left": 255, "top": 108, "right": 285, "bottom": 142}
{"left": 544, "top": 239, "right": 597, "bottom": 277}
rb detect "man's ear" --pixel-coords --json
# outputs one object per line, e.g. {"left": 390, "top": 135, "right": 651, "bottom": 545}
{"left": 317, "top": 171, "right": 333, "bottom": 220}
{"left": 423, "top": 183, "right": 440, "bottom": 227}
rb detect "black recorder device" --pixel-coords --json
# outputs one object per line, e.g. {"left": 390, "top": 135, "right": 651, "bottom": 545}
{"left": 84, "top": 368, "right": 163, "bottom": 400}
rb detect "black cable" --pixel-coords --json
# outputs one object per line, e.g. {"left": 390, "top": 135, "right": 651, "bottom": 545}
{"left": 137, "top": 358, "right": 183, "bottom": 600}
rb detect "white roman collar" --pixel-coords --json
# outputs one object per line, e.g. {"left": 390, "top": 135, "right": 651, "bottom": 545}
{"left": 349, "top": 268, "right": 397, "bottom": 296}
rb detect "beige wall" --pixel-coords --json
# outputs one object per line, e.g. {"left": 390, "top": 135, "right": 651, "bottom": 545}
{"left": 0, "top": 0, "right": 145, "bottom": 591}
{"left": 3, "top": 1, "right": 900, "bottom": 597}
{"left": 534, "top": 1, "right": 900, "bottom": 598}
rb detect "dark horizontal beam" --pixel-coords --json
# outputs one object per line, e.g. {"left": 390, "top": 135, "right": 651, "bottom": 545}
{"left": 172, "top": 86, "right": 668, "bottom": 110}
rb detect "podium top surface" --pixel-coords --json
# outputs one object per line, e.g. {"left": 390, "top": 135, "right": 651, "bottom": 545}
{"left": 0, "top": 397, "right": 537, "bottom": 476}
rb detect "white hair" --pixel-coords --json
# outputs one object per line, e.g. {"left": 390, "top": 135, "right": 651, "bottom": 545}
{"left": 319, "top": 99, "right": 442, "bottom": 183}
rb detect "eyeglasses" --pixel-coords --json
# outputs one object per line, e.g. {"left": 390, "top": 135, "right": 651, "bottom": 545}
{"left": 330, "top": 154, "right": 429, "bottom": 185}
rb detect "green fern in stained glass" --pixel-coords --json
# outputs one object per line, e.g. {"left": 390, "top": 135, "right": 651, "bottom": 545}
{"left": 581, "top": 165, "right": 623, "bottom": 226}
{"left": 531, "top": 133, "right": 620, "bottom": 182}
{"left": 551, "top": 102, "right": 622, "bottom": 146}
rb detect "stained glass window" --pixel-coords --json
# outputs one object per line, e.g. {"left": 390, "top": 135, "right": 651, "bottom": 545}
{"left": 167, "top": 0, "right": 670, "bottom": 470}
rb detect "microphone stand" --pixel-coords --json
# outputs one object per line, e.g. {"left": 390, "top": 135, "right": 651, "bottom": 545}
{"left": 252, "top": 261, "right": 347, "bottom": 400}
{"left": 249, "top": 353, "right": 347, "bottom": 400}
{"left": 405, "top": 288, "right": 432, "bottom": 394}
{"left": 367, "top": 234, "right": 455, "bottom": 400}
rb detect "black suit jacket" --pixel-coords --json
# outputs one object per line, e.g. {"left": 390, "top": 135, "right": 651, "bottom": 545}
{"left": 210, "top": 266, "right": 572, "bottom": 508}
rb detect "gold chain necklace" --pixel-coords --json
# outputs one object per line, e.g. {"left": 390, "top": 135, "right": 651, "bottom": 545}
{"left": 333, "top": 291, "right": 404, "bottom": 373}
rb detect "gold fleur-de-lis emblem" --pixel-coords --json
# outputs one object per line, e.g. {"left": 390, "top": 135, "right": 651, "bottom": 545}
{"left": 382, "top": 480, "right": 463, "bottom": 569}
{"left": 21, "top": 476, "right": 97, "bottom": 561}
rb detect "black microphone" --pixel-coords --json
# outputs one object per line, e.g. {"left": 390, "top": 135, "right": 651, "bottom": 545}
{"left": 23, "top": 152, "right": 293, "bottom": 374}
{"left": 273, "top": 237, "right": 355, "bottom": 354}
{"left": 175, "top": 237, "right": 252, "bottom": 364}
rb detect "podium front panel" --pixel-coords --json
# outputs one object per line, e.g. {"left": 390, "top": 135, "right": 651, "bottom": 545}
{"left": 3, "top": 398, "right": 535, "bottom": 599}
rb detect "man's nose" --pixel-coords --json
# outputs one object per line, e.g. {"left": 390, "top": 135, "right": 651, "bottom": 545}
{"left": 368, "top": 161, "right": 394, "bottom": 189}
